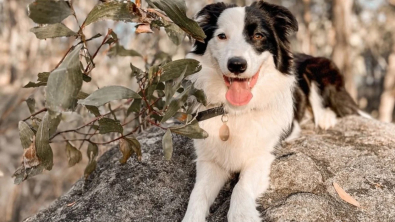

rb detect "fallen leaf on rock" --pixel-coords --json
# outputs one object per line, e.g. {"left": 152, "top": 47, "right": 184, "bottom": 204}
{"left": 135, "top": 23, "right": 153, "bottom": 33}
{"left": 67, "top": 202, "right": 76, "bottom": 207}
{"left": 333, "top": 182, "right": 361, "bottom": 207}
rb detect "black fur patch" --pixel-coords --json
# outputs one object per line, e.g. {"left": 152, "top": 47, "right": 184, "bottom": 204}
{"left": 294, "top": 53, "right": 359, "bottom": 118}
{"left": 248, "top": 1, "right": 298, "bottom": 74}
{"left": 191, "top": 3, "right": 236, "bottom": 55}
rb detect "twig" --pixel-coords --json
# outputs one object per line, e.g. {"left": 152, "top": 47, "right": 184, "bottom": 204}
{"left": 22, "top": 108, "right": 47, "bottom": 121}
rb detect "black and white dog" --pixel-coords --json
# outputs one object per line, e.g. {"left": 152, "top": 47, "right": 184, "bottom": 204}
{"left": 183, "top": 1, "right": 366, "bottom": 221}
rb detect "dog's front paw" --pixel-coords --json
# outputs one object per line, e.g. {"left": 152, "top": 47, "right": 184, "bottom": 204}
{"left": 182, "top": 210, "right": 206, "bottom": 222}
{"left": 316, "top": 108, "right": 337, "bottom": 130}
{"left": 227, "top": 201, "right": 261, "bottom": 222}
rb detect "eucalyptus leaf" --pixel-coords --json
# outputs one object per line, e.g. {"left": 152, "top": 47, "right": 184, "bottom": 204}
{"left": 35, "top": 112, "right": 53, "bottom": 170}
{"left": 48, "top": 112, "right": 62, "bottom": 138}
{"left": 170, "top": 120, "right": 208, "bottom": 139}
{"left": 18, "top": 121, "right": 35, "bottom": 149}
{"left": 119, "top": 138, "right": 134, "bottom": 164}
{"left": 98, "top": 118, "right": 123, "bottom": 134}
{"left": 12, "top": 165, "right": 45, "bottom": 185}
{"left": 78, "top": 86, "right": 141, "bottom": 107}
{"left": 87, "top": 142, "right": 99, "bottom": 161}
{"left": 146, "top": 0, "right": 206, "bottom": 42}
{"left": 124, "top": 137, "right": 142, "bottom": 161}
{"left": 130, "top": 63, "right": 144, "bottom": 77}
{"left": 164, "top": 23, "right": 185, "bottom": 45}
{"left": 23, "top": 72, "right": 50, "bottom": 88}
{"left": 26, "top": 97, "right": 36, "bottom": 114}
{"left": 164, "top": 67, "right": 187, "bottom": 107}
{"left": 83, "top": 2, "right": 139, "bottom": 27}
{"left": 30, "top": 23, "right": 77, "bottom": 39}
{"left": 86, "top": 105, "right": 101, "bottom": 117}
{"left": 46, "top": 45, "right": 83, "bottom": 113}
{"left": 108, "top": 44, "right": 141, "bottom": 58}
{"left": 160, "top": 59, "right": 201, "bottom": 82}
{"left": 84, "top": 159, "right": 97, "bottom": 179}
{"left": 126, "top": 99, "right": 142, "bottom": 117}
{"left": 66, "top": 142, "right": 82, "bottom": 167}
{"left": 162, "top": 129, "right": 173, "bottom": 160}
{"left": 161, "top": 85, "right": 192, "bottom": 123}
{"left": 28, "top": 0, "right": 74, "bottom": 24}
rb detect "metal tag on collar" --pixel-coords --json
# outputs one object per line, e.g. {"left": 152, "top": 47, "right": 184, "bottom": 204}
{"left": 219, "top": 114, "right": 230, "bottom": 141}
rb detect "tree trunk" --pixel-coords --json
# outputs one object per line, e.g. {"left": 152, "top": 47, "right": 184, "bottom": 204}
{"left": 331, "top": 0, "right": 356, "bottom": 100}
{"left": 379, "top": 42, "right": 395, "bottom": 123}
{"left": 302, "top": 0, "right": 314, "bottom": 54}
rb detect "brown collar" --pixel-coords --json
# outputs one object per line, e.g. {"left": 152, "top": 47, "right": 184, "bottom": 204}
{"left": 196, "top": 106, "right": 225, "bottom": 122}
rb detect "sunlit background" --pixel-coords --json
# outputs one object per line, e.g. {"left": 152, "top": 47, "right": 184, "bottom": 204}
{"left": 0, "top": 0, "right": 394, "bottom": 221}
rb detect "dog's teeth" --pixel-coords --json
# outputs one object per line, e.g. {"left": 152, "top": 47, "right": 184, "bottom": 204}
{"left": 248, "top": 78, "right": 251, "bottom": 87}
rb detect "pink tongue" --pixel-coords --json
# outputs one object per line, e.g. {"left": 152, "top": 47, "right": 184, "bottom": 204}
{"left": 225, "top": 80, "right": 253, "bottom": 106}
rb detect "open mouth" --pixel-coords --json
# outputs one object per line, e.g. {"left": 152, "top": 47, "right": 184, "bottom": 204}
{"left": 223, "top": 71, "right": 259, "bottom": 106}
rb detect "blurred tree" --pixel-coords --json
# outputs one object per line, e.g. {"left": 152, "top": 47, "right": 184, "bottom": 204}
{"left": 379, "top": 35, "right": 395, "bottom": 122}
{"left": 331, "top": 0, "right": 356, "bottom": 99}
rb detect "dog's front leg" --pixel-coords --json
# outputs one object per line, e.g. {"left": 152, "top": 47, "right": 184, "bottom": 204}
{"left": 228, "top": 155, "right": 274, "bottom": 222}
{"left": 182, "top": 161, "right": 229, "bottom": 222}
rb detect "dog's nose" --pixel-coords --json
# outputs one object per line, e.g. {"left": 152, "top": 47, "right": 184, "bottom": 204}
{"left": 227, "top": 57, "right": 247, "bottom": 74}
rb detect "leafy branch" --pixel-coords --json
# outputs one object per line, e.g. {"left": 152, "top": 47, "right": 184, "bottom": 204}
{"left": 14, "top": 0, "right": 208, "bottom": 184}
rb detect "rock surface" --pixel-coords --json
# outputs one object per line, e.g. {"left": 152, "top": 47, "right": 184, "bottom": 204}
{"left": 24, "top": 117, "right": 395, "bottom": 222}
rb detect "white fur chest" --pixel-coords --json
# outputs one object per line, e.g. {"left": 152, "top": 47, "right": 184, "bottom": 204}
{"left": 193, "top": 106, "right": 291, "bottom": 172}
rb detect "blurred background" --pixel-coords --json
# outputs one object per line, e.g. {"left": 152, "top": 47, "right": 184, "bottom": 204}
{"left": 0, "top": 0, "right": 394, "bottom": 221}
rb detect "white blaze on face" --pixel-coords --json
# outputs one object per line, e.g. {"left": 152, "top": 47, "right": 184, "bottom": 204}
{"left": 209, "top": 7, "right": 270, "bottom": 79}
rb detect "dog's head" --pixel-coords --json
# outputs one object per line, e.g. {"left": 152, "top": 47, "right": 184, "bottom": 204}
{"left": 187, "top": 1, "right": 298, "bottom": 113}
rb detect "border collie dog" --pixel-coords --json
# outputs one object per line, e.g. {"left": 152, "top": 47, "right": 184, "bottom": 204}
{"left": 183, "top": 1, "right": 364, "bottom": 221}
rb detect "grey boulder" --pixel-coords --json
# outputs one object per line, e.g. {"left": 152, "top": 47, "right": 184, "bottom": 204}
{"left": 24, "top": 116, "right": 395, "bottom": 222}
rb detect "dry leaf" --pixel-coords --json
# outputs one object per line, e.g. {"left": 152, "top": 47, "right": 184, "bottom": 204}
{"left": 135, "top": 23, "right": 153, "bottom": 34}
{"left": 67, "top": 202, "right": 76, "bottom": 207}
{"left": 23, "top": 136, "right": 40, "bottom": 168}
{"left": 333, "top": 182, "right": 361, "bottom": 207}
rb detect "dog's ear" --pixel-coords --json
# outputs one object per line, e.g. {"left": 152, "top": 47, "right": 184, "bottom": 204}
{"left": 191, "top": 3, "right": 236, "bottom": 55}
{"left": 251, "top": 1, "right": 298, "bottom": 38}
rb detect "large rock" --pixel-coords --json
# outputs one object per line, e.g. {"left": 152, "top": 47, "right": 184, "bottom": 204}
{"left": 24, "top": 117, "right": 395, "bottom": 222}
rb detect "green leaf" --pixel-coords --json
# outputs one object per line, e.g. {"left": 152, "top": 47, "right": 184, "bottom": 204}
{"left": 83, "top": 2, "right": 139, "bottom": 27}
{"left": 28, "top": 0, "right": 74, "bottom": 24}
{"left": 130, "top": 63, "right": 144, "bottom": 77}
{"left": 87, "top": 142, "right": 99, "bottom": 161}
{"left": 23, "top": 72, "right": 50, "bottom": 88}
{"left": 170, "top": 120, "right": 208, "bottom": 139}
{"left": 98, "top": 118, "right": 123, "bottom": 134}
{"left": 161, "top": 85, "right": 192, "bottom": 123}
{"left": 86, "top": 105, "right": 101, "bottom": 117}
{"left": 35, "top": 112, "right": 53, "bottom": 170}
{"left": 160, "top": 59, "right": 201, "bottom": 82}
{"left": 18, "top": 121, "right": 35, "bottom": 149}
{"left": 126, "top": 99, "right": 142, "bottom": 117}
{"left": 84, "top": 159, "right": 97, "bottom": 179}
{"left": 164, "top": 22, "right": 185, "bottom": 45}
{"left": 108, "top": 44, "right": 141, "bottom": 58}
{"left": 13, "top": 165, "right": 45, "bottom": 185}
{"left": 30, "top": 23, "right": 77, "bottom": 39}
{"left": 119, "top": 138, "right": 134, "bottom": 164}
{"left": 26, "top": 96, "right": 36, "bottom": 114}
{"left": 46, "top": 45, "right": 83, "bottom": 113}
{"left": 162, "top": 129, "right": 173, "bottom": 160}
{"left": 124, "top": 137, "right": 142, "bottom": 161}
{"left": 147, "top": 0, "right": 205, "bottom": 42}
{"left": 48, "top": 112, "right": 62, "bottom": 137}
{"left": 164, "top": 67, "right": 186, "bottom": 107}
{"left": 82, "top": 74, "right": 92, "bottom": 82}
{"left": 78, "top": 86, "right": 141, "bottom": 107}
{"left": 66, "top": 142, "right": 82, "bottom": 167}
{"left": 192, "top": 87, "right": 207, "bottom": 106}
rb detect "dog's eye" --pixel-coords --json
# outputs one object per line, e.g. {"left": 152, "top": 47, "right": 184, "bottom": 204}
{"left": 253, "top": 33, "right": 265, "bottom": 41}
{"left": 217, "top": 33, "right": 227, "bottom": 40}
